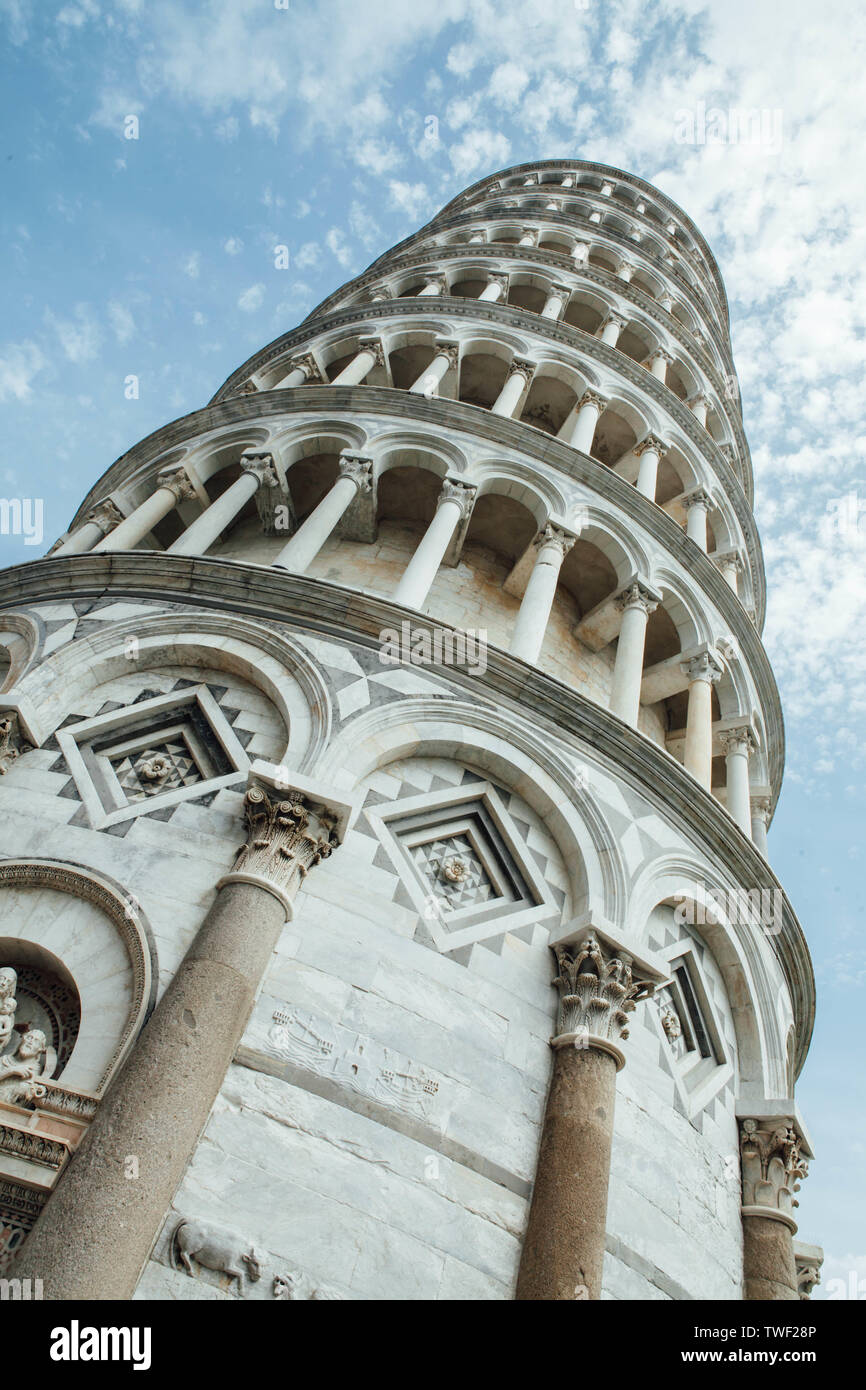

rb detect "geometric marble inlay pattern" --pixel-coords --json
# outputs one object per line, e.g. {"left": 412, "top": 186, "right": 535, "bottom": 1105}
{"left": 409, "top": 834, "right": 495, "bottom": 916}
{"left": 112, "top": 740, "right": 204, "bottom": 801}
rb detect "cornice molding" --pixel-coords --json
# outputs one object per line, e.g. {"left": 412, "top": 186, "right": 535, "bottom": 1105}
{"left": 0, "top": 550, "right": 812, "bottom": 1075}
{"left": 60, "top": 384, "right": 768, "bottom": 637}
{"left": 210, "top": 299, "right": 759, "bottom": 544}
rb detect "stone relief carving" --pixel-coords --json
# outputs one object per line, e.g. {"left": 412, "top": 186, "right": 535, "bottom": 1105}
{"left": 0, "top": 1028, "right": 56, "bottom": 1106}
{"left": 170, "top": 1218, "right": 262, "bottom": 1295}
{"left": 553, "top": 934, "right": 656, "bottom": 1045}
{"left": 739, "top": 1118, "right": 808, "bottom": 1217}
{"left": 0, "top": 714, "right": 32, "bottom": 775}
{"left": 273, "top": 1271, "right": 345, "bottom": 1300}
{"left": 0, "top": 967, "right": 18, "bottom": 1049}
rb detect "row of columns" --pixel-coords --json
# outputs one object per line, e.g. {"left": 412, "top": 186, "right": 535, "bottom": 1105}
{"left": 6, "top": 775, "right": 799, "bottom": 1301}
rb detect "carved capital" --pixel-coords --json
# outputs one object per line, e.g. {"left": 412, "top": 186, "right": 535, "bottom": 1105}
{"left": 794, "top": 1246, "right": 823, "bottom": 1300}
{"left": 682, "top": 487, "right": 713, "bottom": 512}
{"left": 288, "top": 352, "right": 323, "bottom": 383}
{"left": 634, "top": 434, "right": 668, "bottom": 459}
{"left": 720, "top": 728, "right": 756, "bottom": 758}
{"left": 229, "top": 380, "right": 258, "bottom": 398}
{"left": 550, "top": 282, "right": 572, "bottom": 299}
{"left": 438, "top": 477, "right": 477, "bottom": 519}
{"left": 534, "top": 522, "right": 575, "bottom": 562}
{"left": 240, "top": 449, "right": 280, "bottom": 489}
{"left": 519, "top": 228, "right": 539, "bottom": 245}
{"left": 506, "top": 356, "right": 536, "bottom": 384}
{"left": 422, "top": 275, "right": 448, "bottom": 294}
{"left": 750, "top": 794, "right": 773, "bottom": 824}
{"left": 337, "top": 453, "right": 374, "bottom": 495}
{"left": 578, "top": 390, "right": 608, "bottom": 413}
{"left": 486, "top": 271, "right": 509, "bottom": 291}
{"left": 615, "top": 580, "right": 658, "bottom": 617}
{"left": 712, "top": 550, "right": 744, "bottom": 575}
{"left": 651, "top": 348, "right": 674, "bottom": 364}
{"left": 433, "top": 339, "right": 460, "bottom": 371}
{"left": 688, "top": 393, "right": 711, "bottom": 411}
{"left": 0, "top": 713, "right": 32, "bottom": 775}
{"left": 157, "top": 466, "right": 196, "bottom": 504}
{"left": 357, "top": 337, "right": 385, "bottom": 368}
{"left": 86, "top": 498, "right": 125, "bottom": 536}
{"left": 740, "top": 1118, "right": 808, "bottom": 1225}
{"left": 551, "top": 936, "right": 656, "bottom": 1062}
{"left": 681, "top": 651, "right": 723, "bottom": 686}
{"left": 226, "top": 785, "right": 340, "bottom": 915}
{"left": 368, "top": 286, "right": 393, "bottom": 302}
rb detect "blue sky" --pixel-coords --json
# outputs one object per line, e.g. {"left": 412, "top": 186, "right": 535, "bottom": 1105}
{"left": 2, "top": 0, "right": 864, "bottom": 1294}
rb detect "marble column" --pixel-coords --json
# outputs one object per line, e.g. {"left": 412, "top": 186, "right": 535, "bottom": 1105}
{"left": 518, "top": 229, "right": 539, "bottom": 247}
{"left": 273, "top": 453, "right": 373, "bottom": 573}
{"left": 409, "top": 341, "right": 459, "bottom": 396}
{"left": 750, "top": 795, "right": 772, "bottom": 858}
{"left": 683, "top": 488, "right": 712, "bottom": 551}
{"left": 713, "top": 550, "right": 743, "bottom": 594}
{"left": 509, "top": 524, "right": 575, "bottom": 664}
{"left": 572, "top": 242, "right": 589, "bottom": 266}
{"left": 599, "top": 313, "right": 626, "bottom": 347}
{"left": 468, "top": 231, "right": 486, "bottom": 244}
{"left": 332, "top": 338, "right": 384, "bottom": 386}
{"left": 688, "top": 394, "right": 710, "bottom": 427}
{"left": 368, "top": 287, "right": 393, "bottom": 303}
{"left": 634, "top": 435, "right": 668, "bottom": 501}
{"left": 609, "top": 581, "right": 659, "bottom": 727}
{"left": 617, "top": 260, "right": 635, "bottom": 283}
{"left": 393, "top": 478, "right": 476, "bottom": 610}
{"left": 516, "top": 929, "right": 662, "bottom": 1300}
{"left": 479, "top": 273, "right": 508, "bottom": 302}
{"left": 541, "top": 283, "right": 571, "bottom": 321}
{"left": 167, "top": 452, "right": 278, "bottom": 557}
{"left": 7, "top": 770, "right": 353, "bottom": 1300}
{"left": 92, "top": 469, "right": 196, "bottom": 554}
{"left": 740, "top": 1117, "right": 808, "bottom": 1300}
{"left": 492, "top": 358, "right": 535, "bottom": 418}
{"left": 648, "top": 349, "right": 672, "bottom": 382}
{"left": 682, "top": 652, "right": 723, "bottom": 789}
{"left": 274, "top": 352, "right": 322, "bottom": 390}
{"left": 561, "top": 391, "right": 608, "bottom": 450}
{"left": 563, "top": 391, "right": 607, "bottom": 453}
{"left": 52, "top": 498, "right": 125, "bottom": 557}
{"left": 588, "top": 210, "right": 602, "bottom": 225}
{"left": 722, "top": 727, "right": 755, "bottom": 835}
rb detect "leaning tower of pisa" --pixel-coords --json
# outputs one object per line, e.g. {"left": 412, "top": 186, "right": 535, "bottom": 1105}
{"left": 0, "top": 160, "right": 818, "bottom": 1302}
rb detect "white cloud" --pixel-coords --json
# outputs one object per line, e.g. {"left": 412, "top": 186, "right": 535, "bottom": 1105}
{"left": 352, "top": 138, "right": 402, "bottom": 175}
{"left": 349, "top": 201, "right": 381, "bottom": 249}
{"left": 388, "top": 180, "right": 431, "bottom": 222}
{"left": 223, "top": 237, "right": 244, "bottom": 256}
{"left": 183, "top": 252, "right": 200, "bottom": 279}
{"left": 326, "top": 228, "right": 353, "bottom": 269}
{"left": 237, "top": 283, "right": 265, "bottom": 313}
{"left": 107, "top": 301, "right": 135, "bottom": 344}
{"left": 44, "top": 306, "right": 101, "bottom": 364}
{"left": 294, "top": 242, "right": 321, "bottom": 270}
{"left": 448, "top": 127, "right": 510, "bottom": 178}
{"left": 0, "top": 341, "right": 45, "bottom": 402}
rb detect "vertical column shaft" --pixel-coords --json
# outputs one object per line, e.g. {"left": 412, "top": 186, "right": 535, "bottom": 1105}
{"left": 682, "top": 653, "right": 722, "bottom": 789}
{"left": 492, "top": 359, "right": 534, "bottom": 418}
{"left": 93, "top": 470, "right": 195, "bottom": 553}
{"left": 509, "top": 525, "right": 575, "bottom": 664}
{"left": 609, "top": 582, "right": 659, "bottom": 726}
{"left": 392, "top": 479, "right": 475, "bottom": 610}
{"left": 273, "top": 454, "right": 372, "bottom": 573}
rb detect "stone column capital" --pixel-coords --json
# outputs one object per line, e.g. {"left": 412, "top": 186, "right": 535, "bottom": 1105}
{"left": 156, "top": 466, "right": 196, "bottom": 503}
{"left": 601, "top": 311, "right": 627, "bottom": 331}
{"left": 682, "top": 487, "right": 714, "bottom": 512}
{"left": 288, "top": 351, "right": 323, "bottom": 382}
{"left": 0, "top": 711, "right": 32, "bottom": 775}
{"left": 720, "top": 726, "right": 757, "bottom": 758}
{"left": 422, "top": 274, "right": 448, "bottom": 293}
{"left": 506, "top": 356, "right": 536, "bottom": 384}
{"left": 549, "top": 282, "right": 572, "bottom": 298}
{"left": 739, "top": 1116, "right": 809, "bottom": 1230}
{"left": 578, "top": 390, "right": 608, "bottom": 413}
{"left": 519, "top": 228, "right": 539, "bottom": 245}
{"left": 750, "top": 793, "right": 773, "bottom": 823}
{"left": 712, "top": 549, "right": 744, "bottom": 574}
{"left": 794, "top": 1243, "right": 823, "bottom": 1300}
{"left": 230, "top": 379, "right": 258, "bottom": 398}
{"left": 437, "top": 476, "right": 477, "bottom": 519}
{"left": 85, "top": 498, "right": 125, "bottom": 536}
{"left": 688, "top": 392, "right": 712, "bottom": 410}
{"left": 682, "top": 651, "right": 723, "bottom": 685}
{"left": 652, "top": 347, "right": 675, "bottom": 364}
{"left": 218, "top": 766, "right": 356, "bottom": 919}
{"left": 368, "top": 286, "right": 393, "bottom": 302}
{"left": 357, "top": 336, "right": 386, "bottom": 368}
{"left": 486, "top": 271, "right": 510, "bottom": 290}
{"left": 239, "top": 449, "right": 280, "bottom": 488}
{"left": 534, "top": 522, "right": 576, "bottom": 562}
{"left": 337, "top": 453, "right": 375, "bottom": 494}
{"left": 433, "top": 339, "right": 460, "bottom": 370}
{"left": 634, "top": 434, "right": 668, "bottom": 458}
{"left": 549, "top": 930, "right": 661, "bottom": 1069}
{"left": 615, "top": 577, "right": 660, "bottom": 616}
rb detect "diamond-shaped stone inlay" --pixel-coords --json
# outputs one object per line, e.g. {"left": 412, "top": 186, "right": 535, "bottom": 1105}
{"left": 112, "top": 740, "right": 204, "bottom": 801}
{"left": 410, "top": 834, "right": 495, "bottom": 912}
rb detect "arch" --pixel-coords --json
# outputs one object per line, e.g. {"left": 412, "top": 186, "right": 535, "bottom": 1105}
{"left": 13, "top": 614, "right": 331, "bottom": 774}
{"left": 0, "top": 857, "right": 158, "bottom": 1094}
{"left": 313, "top": 698, "right": 628, "bottom": 928}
